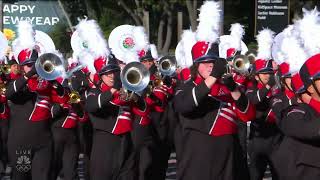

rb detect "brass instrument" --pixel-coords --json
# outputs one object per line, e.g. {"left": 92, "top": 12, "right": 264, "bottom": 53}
{"left": 232, "top": 55, "right": 252, "bottom": 75}
{"left": 245, "top": 50, "right": 257, "bottom": 64}
{"left": 68, "top": 90, "right": 81, "bottom": 104}
{"left": 152, "top": 71, "right": 163, "bottom": 88}
{"left": 120, "top": 61, "right": 150, "bottom": 101}
{"left": 158, "top": 56, "right": 177, "bottom": 76}
{"left": 0, "top": 64, "right": 11, "bottom": 74}
{"left": 35, "top": 53, "right": 67, "bottom": 80}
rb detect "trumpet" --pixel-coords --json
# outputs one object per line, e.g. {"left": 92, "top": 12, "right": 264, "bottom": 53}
{"left": 245, "top": 50, "right": 257, "bottom": 64}
{"left": 232, "top": 55, "right": 252, "bottom": 75}
{"left": 68, "top": 90, "right": 81, "bottom": 104}
{"left": 158, "top": 56, "right": 177, "bottom": 76}
{"left": 0, "top": 64, "right": 11, "bottom": 75}
{"left": 120, "top": 61, "right": 150, "bottom": 101}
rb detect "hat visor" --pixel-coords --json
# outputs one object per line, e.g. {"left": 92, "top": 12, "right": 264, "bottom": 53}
{"left": 98, "top": 66, "right": 120, "bottom": 76}
{"left": 282, "top": 73, "right": 292, "bottom": 78}
{"left": 312, "top": 72, "right": 320, "bottom": 81}
{"left": 255, "top": 67, "right": 274, "bottom": 74}
{"left": 20, "top": 59, "right": 35, "bottom": 66}
{"left": 140, "top": 56, "right": 154, "bottom": 62}
{"left": 194, "top": 55, "right": 220, "bottom": 63}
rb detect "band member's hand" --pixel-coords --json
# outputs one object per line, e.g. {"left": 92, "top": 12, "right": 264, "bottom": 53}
{"left": 210, "top": 59, "right": 227, "bottom": 78}
{"left": 25, "top": 65, "right": 37, "bottom": 78}
{"left": 222, "top": 75, "right": 237, "bottom": 92}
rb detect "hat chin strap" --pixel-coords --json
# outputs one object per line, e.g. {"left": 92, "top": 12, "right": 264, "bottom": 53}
{"left": 257, "top": 74, "right": 267, "bottom": 86}
{"left": 197, "top": 72, "right": 205, "bottom": 80}
{"left": 311, "top": 80, "right": 320, "bottom": 100}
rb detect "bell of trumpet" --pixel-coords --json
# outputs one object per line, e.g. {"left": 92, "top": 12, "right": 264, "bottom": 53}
{"left": 232, "top": 55, "right": 251, "bottom": 75}
{"left": 35, "top": 53, "right": 67, "bottom": 81}
{"left": 121, "top": 61, "right": 150, "bottom": 93}
{"left": 158, "top": 56, "right": 177, "bottom": 76}
{"left": 69, "top": 91, "right": 81, "bottom": 104}
{"left": 245, "top": 50, "right": 257, "bottom": 64}
{"left": 0, "top": 64, "right": 11, "bottom": 75}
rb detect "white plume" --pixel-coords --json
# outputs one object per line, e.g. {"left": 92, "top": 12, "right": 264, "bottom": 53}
{"left": 271, "top": 32, "right": 285, "bottom": 65}
{"left": 16, "top": 20, "right": 35, "bottom": 50}
{"left": 256, "top": 28, "right": 275, "bottom": 60}
{"left": 281, "top": 26, "right": 308, "bottom": 74}
{"left": 133, "top": 26, "right": 149, "bottom": 54}
{"left": 196, "top": 1, "right": 221, "bottom": 43}
{"left": 150, "top": 44, "right": 158, "bottom": 60}
{"left": 229, "top": 23, "right": 245, "bottom": 51}
{"left": 77, "top": 51, "right": 96, "bottom": 74}
{"left": 295, "top": 8, "right": 320, "bottom": 57}
{"left": 181, "top": 30, "right": 196, "bottom": 68}
{"left": 76, "top": 18, "right": 109, "bottom": 58}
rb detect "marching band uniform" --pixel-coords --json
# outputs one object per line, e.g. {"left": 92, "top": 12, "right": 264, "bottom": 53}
{"left": 271, "top": 54, "right": 320, "bottom": 180}
{"left": 6, "top": 49, "right": 53, "bottom": 180}
{"left": 174, "top": 41, "right": 254, "bottom": 180}
{"left": 139, "top": 50, "right": 174, "bottom": 180}
{"left": 0, "top": 76, "right": 9, "bottom": 176}
{"left": 50, "top": 80, "right": 86, "bottom": 180}
{"left": 85, "top": 57, "right": 135, "bottom": 180}
{"left": 246, "top": 59, "right": 281, "bottom": 180}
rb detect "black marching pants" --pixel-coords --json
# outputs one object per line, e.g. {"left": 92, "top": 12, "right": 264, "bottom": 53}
{"left": 0, "top": 120, "right": 8, "bottom": 174}
{"left": 248, "top": 135, "right": 280, "bottom": 180}
{"left": 51, "top": 127, "right": 79, "bottom": 180}
{"left": 131, "top": 120, "right": 154, "bottom": 180}
{"left": 90, "top": 130, "right": 135, "bottom": 180}
{"left": 177, "top": 130, "right": 249, "bottom": 180}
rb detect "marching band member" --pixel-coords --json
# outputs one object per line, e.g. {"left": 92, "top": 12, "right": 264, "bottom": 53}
{"left": 139, "top": 46, "right": 175, "bottom": 180}
{"left": 246, "top": 29, "right": 281, "bottom": 180}
{"left": 76, "top": 19, "right": 134, "bottom": 180}
{"left": 174, "top": 2, "right": 254, "bottom": 179}
{"left": 170, "top": 29, "right": 195, "bottom": 172}
{"left": 6, "top": 21, "right": 53, "bottom": 180}
{"left": 50, "top": 74, "right": 86, "bottom": 180}
{"left": 219, "top": 22, "right": 251, "bottom": 165}
{"left": 0, "top": 32, "right": 9, "bottom": 178}
{"left": 271, "top": 8, "right": 320, "bottom": 179}
{"left": 85, "top": 56, "right": 135, "bottom": 180}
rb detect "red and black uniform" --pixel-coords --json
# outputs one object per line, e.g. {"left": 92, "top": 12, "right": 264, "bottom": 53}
{"left": 0, "top": 78, "right": 9, "bottom": 175}
{"left": 232, "top": 72, "right": 253, "bottom": 161}
{"left": 145, "top": 69, "right": 175, "bottom": 180}
{"left": 174, "top": 75, "right": 254, "bottom": 180}
{"left": 6, "top": 76, "right": 53, "bottom": 180}
{"left": 85, "top": 83, "right": 135, "bottom": 180}
{"left": 271, "top": 100, "right": 320, "bottom": 180}
{"left": 246, "top": 80, "right": 282, "bottom": 180}
{"left": 50, "top": 82, "right": 87, "bottom": 180}
{"left": 130, "top": 95, "right": 154, "bottom": 180}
